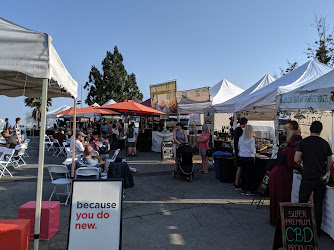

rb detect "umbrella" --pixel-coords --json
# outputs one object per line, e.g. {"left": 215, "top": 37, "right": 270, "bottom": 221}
{"left": 101, "top": 100, "right": 165, "bottom": 115}
{"left": 55, "top": 106, "right": 120, "bottom": 117}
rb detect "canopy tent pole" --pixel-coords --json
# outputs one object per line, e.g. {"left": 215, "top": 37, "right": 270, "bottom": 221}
{"left": 177, "top": 107, "right": 180, "bottom": 123}
{"left": 71, "top": 98, "right": 77, "bottom": 178}
{"left": 34, "top": 79, "right": 48, "bottom": 250}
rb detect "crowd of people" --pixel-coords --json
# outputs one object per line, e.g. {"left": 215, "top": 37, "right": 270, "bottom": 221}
{"left": 1, "top": 117, "right": 23, "bottom": 148}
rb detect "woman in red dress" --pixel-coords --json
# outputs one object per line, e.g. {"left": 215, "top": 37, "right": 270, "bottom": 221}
{"left": 269, "top": 134, "right": 302, "bottom": 225}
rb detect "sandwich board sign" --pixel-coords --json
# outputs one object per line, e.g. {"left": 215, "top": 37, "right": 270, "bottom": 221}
{"left": 68, "top": 180, "right": 123, "bottom": 250}
{"left": 161, "top": 141, "right": 173, "bottom": 161}
{"left": 273, "top": 203, "right": 318, "bottom": 250}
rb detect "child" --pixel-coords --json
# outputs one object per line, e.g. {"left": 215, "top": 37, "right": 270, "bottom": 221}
{"left": 90, "top": 131, "right": 101, "bottom": 151}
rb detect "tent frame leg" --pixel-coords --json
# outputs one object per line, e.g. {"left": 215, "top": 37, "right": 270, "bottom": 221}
{"left": 34, "top": 79, "right": 48, "bottom": 250}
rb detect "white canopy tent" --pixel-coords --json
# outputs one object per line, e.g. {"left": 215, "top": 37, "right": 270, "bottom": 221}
{"left": 46, "top": 104, "right": 71, "bottom": 118}
{"left": 0, "top": 18, "right": 78, "bottom": 249}
{"left": 178, "top": 79, "right": 244, "bottom": 114}
{"left": 277, "top": 69, "right": 334, "bottom": 150}
{"left": 235, "top": 60, "right": 333, "bottom": 113}
{"left": 214, "top": 74, "right": 276, "bottom": 113}
{"left": 103, "top": 99, "right": 117, "bottom": 106}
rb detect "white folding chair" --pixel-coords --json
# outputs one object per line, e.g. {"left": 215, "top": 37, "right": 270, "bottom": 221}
{"left": 45, "top": 135, "right": 54, "bottom": 151}
{"left": 22, "top": 140, "right": 30, "bottom": 157}
{"left": 11, "top": 144, "right": 27, "bottom": 168}
{"left": 106, "top": 148, "right": 120, "bottom": 168}
{"left": 76, "top": 167, "right": 100, "bottom": 179}
{"left": 0, "top": 148, "right": 15, "bottom": 178}
{"left": 52, "top": 139, "right": 66, "bottom": 157}
{"left": 65, "top": 148, "right": 72, "bottom": 158}
{"left": 0, "top": 147, "right": 5, "bottom": 158}
{"left": 48, "top": 165, "right": 71, "bottom": 205}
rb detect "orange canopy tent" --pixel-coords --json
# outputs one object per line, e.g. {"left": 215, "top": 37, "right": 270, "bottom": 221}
{"left": 101, "top": 100, "right": 165, "bottom": 115}
{"left": 54, "top": 105, "right": 120, "bottom": 117}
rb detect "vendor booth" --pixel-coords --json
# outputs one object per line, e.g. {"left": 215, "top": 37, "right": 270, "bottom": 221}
{"left": 277, "top": 65, "right": 334, "bottom": 239}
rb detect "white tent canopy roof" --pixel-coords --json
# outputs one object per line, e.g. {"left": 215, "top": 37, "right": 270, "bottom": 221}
{"left": 235, "top": 60, "right": 332, "bottom": 113}
{"left": 46, "top": 104, "right": 71, "bottom": 118}
{"left": 91, "top": 102, "right": 100, "bottom": 107}
{"left": 0, "top": 18, "right": 78, "bottom": 98}
{"left": 214, "top": 74, "right": 276, "bottom": 113}
{"left": 277, "top": 69, "right": 334, "bottom": 112}
{"left": 178, "top": 79, "right": 244, "bottom": 114}
{"left": 210, "top": 79, "right": 244, "bottom": 105}
{"left": 103, "top": 99, "right": 117, "bottom": 106}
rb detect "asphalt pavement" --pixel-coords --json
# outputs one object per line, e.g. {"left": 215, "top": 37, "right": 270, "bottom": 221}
{"left": 0, "top": 138, "right": 333, "bottom": 249}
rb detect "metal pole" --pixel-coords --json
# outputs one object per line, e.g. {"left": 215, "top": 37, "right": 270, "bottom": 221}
{"left": 71, "top": 98, "right": 77, "bottom": 178}
{"left": 34, "top": 78, "right": 48, "bottom": 250}
{"left": 332, "top": 111, "right": 334, "bottom": 152}
{"left": 177, "top": 107, "right": 180, "bottom": 123}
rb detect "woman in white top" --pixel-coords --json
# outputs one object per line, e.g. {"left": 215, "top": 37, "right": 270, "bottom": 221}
{"left": 238, "top": 125, "right": 256, "bottom": 196}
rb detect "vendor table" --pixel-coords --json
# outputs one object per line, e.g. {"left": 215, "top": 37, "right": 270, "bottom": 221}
{"left": 0, "top": 219, "right": 30, "bottom": 250}
{"left": 18, "top": 201, "right": 60, "bottom": 240}
{"left": 152, "top": 131, "right": 173, "bottom": 152}
{"left": 291, "top": 173, "right": 334, "bottom": 240}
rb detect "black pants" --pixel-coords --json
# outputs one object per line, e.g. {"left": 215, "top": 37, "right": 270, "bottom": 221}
{"left": 299, "top": 178, "right": 327, "bottom": 232}
{"left": 239, "top": 157, "right": 255, "bottom": 192}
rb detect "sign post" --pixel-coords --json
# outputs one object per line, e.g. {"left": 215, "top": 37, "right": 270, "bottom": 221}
{"left": 68, "top": 180, "right": 123, "bottom": 250}
{"left": 273, "top": 203, "right": 318, "bottom": 250}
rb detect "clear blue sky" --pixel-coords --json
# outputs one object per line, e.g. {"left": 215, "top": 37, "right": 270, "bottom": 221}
{"left": 1, "top": 0, "right": 334, "bottom": 125}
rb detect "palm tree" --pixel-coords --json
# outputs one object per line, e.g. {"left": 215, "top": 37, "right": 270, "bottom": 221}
{"left": 24, "top": 98, "right": 52, "bottom": 127}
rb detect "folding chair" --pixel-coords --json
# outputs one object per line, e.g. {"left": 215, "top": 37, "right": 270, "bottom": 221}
{"left": 22, "top": 140, "right": 30, "bottom": 157}
{"left": 76, "top": 167, "right": 100, "bottom": 179}
{"left": 52, "top": 139, "right": 65, "bottom": 157}
{"left": 65, "top": 147, "right": 72, "bottom": 158}
{"left": 106, "top": 148, "right": 120, "bottom": 168}
{"left": 11, "top": 144, "right": 27, "bottom": 168}
{"left": 45, "top": 135, "right": 54, "bottom": 151}
{"left": 48, "top": 165, "right": 71, "bottom": 205}
{"left": 0, "top": 148, "right": 15, "bottom": 178}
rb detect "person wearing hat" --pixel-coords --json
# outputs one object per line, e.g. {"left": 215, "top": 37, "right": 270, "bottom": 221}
{"left": 70, "top": 131, "right": 87, "bottom": 157}
{"left": 269, "top": 134, "right": 302, "bottom": 225}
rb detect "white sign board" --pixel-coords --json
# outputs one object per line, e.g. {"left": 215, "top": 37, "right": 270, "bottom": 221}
{"left": 68, "top": 180, "right": 123, "bottom": 250}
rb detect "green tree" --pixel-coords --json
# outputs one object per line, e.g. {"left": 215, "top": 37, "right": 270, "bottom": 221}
{"left": 24, "top": 97, "right": 52, "bottom": 127}
{"left": 306, "top": 15, "right": 334, "bottom": 66}
{"left": 84, "top": 46, "right": 143, "bottom": 105}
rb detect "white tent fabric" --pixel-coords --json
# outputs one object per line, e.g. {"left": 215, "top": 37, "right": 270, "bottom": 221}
{"left": 103, "top": 99, "right": 116, "bottom": 106}
{"left": 277, "top": 69, "right": 334, "bottom": 111}
{"left": 46, "top": 105, "right": 71, "bottom": 118}
{"left": 0, "top": 18, "right": 78, "bottom": 98}
{"left": 178, "top": 79, "right": 244, "bottom": 113}
{"left": 234, "top": 60, "right": 332, "bottom": 113}
{"left": 214, "top": 74, "right": 276, "bottom": 113}
{"left": 91, "top": 102, "right": 100, "bottom": 107}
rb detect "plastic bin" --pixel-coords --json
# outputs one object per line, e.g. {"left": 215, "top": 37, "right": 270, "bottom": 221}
{"left": 218, "top": 157, "right": 235, "bottom": 183}
{"left": 213, "top": 151, "right": 232, "bottom": 179}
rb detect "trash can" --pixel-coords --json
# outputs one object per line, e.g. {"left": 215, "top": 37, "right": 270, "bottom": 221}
{"left": 213, "top": 151, "right": 232, "bottom": 179}
{"left": 218, "top": 156, "right": 235, "bottom": 183}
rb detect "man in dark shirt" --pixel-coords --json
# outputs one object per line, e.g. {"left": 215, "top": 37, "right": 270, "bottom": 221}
{"left": 1, "top": 131, "right": 17, "bottom": 148}
{"left": 295, "top": 121, "right": 333, "bottom": 234}
{"left": 233, "top": 117, "right": 248, "bottom": 190}
{"left": 53, "top": 128, "right": 66, "bottom": 145}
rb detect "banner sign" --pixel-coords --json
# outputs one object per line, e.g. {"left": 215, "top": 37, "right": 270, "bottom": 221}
{"left": 176, "top": 87, "right": 210, "bottom": 103}
{"left": 150, "top": 81, "right": 177, "bottom": 114}
{"left": 278, "top": 89, "right": 334, "bottom": 110}
{"left": 68, "top": 180, "right": 123, "bottom": 250}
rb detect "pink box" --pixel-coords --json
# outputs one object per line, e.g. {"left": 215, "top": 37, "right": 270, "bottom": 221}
{"left": 18, "top": 201, "right": 60, "bottom": 240}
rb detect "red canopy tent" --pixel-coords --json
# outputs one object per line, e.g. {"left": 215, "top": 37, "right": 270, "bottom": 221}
{"left": 54, "top": 106, "right": 120, "bottom": 117}
{"left": 101, "top": 100, "right": 165, "bottom": 115}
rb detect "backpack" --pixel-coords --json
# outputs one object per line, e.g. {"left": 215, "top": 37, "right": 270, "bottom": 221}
{"left": 128, "top": 127, "right": 134, "bottom": 138}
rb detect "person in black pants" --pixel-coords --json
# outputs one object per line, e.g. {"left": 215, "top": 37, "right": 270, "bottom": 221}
{"left": 233, "top": 117, "right": 248, "bottom": 190}
{"left": 294, "top": 121, "right": 333, "bottom": 235}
